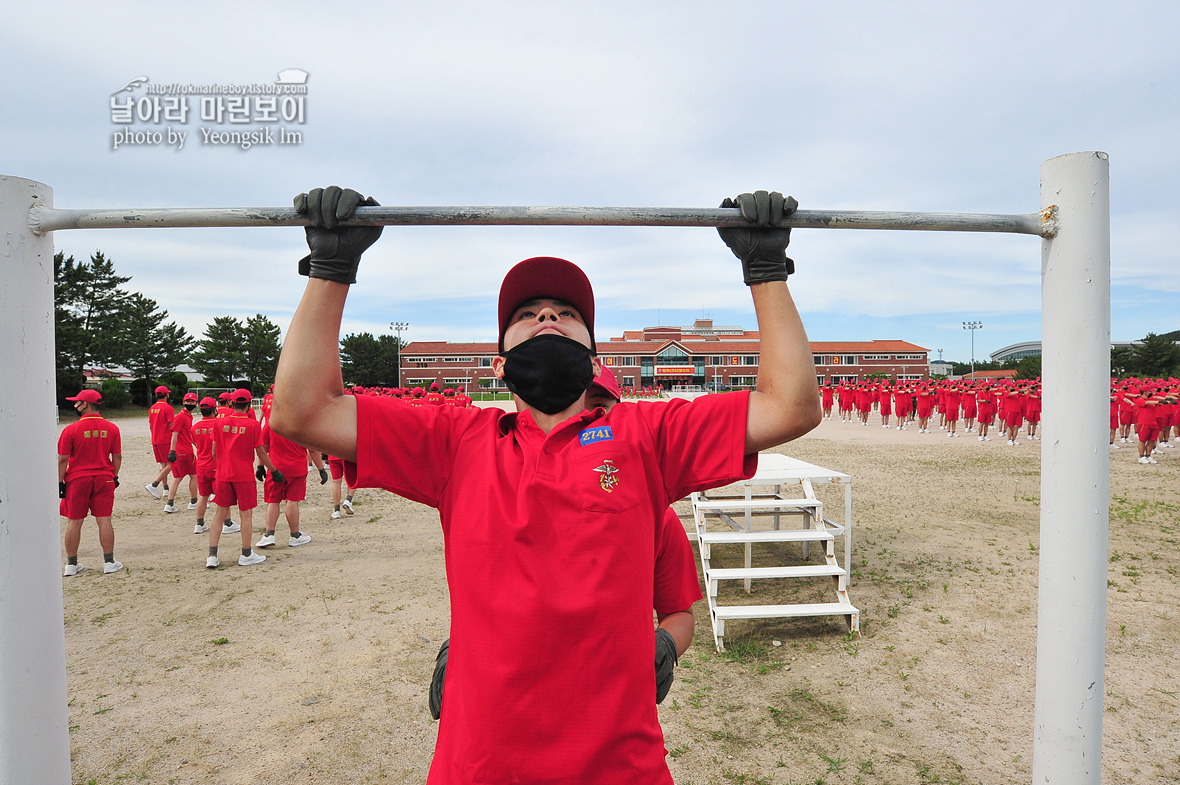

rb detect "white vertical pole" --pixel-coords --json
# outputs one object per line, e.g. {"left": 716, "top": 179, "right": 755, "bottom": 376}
{"left": 1033, "top": 152, "right": 1110, "bottom": 783}
{"left": 0, "top": 175, "right": 72, "bottom": 784}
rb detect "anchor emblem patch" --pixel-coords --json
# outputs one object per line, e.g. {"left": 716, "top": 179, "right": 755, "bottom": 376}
{"left": 594, "top": 459, "right": 620, "bottom": 493}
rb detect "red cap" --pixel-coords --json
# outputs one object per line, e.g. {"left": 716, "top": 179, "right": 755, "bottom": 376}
{"left": 230, "top": 388, "right": 252, "bottom": 403}
{"left": 67, "top": 389, "right": 103, "bottom": 404}
{"left": 352, "top": 386, "right": 366, "bottom": 394}
{"left": 199, "top": 397, "right": 217, "bottom": 408}
{"left": 430, "top": 382, "right": 440, "bottom": 392}
{"left": 155, "top": 385, "right": 170, "bottom": 395}
{"left": 497, "top": 257, "right": 595, "bottom": 354}
{"left": 217, "top": 392, "right": 231, "bottom": 403}
{"left": 183, "top": 392, "right": 198, "bottom": 402}
{"left": 590, "top": 367, "right": 621, "bottom": 402}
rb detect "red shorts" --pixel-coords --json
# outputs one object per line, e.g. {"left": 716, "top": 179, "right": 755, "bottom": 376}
{"left": 264, "top": 474, "right": 307, "bottom": 503}
{"left": 1110, "top": 412, "right": 1119, "bottom": 430}
{"left": 1026, "top": 411, "right": 1040, "bottom": 424}
{"left": 153, "top": 443, "right": 171, "bottom": 463}
{"left": 1004, "top": 411, "right": 1023, "bottom": 428}
{"left": 1138, "top": 424, "right": 1160, "bottom": 443}
{"left": 60, "top": 475, "right": 116, "bottom": 519}
{"left": 329, "top": 457, "right": 345, "bottom": 480}
{"left": 171, "top": 453, "right": 196, "bottom": 479}
{"left": 196, "top": 466, "right": 216, "bottom": 498}
{"left": 213, "top": 479, "right": 258, "bottom": 511}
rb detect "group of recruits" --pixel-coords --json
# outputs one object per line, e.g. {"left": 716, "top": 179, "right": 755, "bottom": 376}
{"left": 349, "top": 382, "right": 473, "bottom": 407}
{"left": 143, "top": 384, "right": 363, "bottom": 568}
{"left": 57, "top": 381, "right": 362, "bottom": 577}
{"left": 821, "top": 378, "right": 1044, "bottom": 444}
{"left": 818, "top": 376, "right": 1178, "bottom": 462}
{"left": 1109, "top": 378, "right": 1179, "bottom": 464}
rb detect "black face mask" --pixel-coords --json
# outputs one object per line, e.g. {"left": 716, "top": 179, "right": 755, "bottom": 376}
{"left": 184, "top": 403, "right": 196, "bottom": 411}
{"left": 502, "top": 334, "right": 595, "bottom": 415}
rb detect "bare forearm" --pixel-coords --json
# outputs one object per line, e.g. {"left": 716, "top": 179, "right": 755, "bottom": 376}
{"left": 745, "top": 281, "right": 822, "bottom": 453}
{"left": 656, "top": 610, "right": 695, "bottom": 657}
{"left": 58, "top": 455, "right": 69, "bottom": 482}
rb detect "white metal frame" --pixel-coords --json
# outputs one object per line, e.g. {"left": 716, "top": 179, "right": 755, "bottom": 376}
{"left": 0, "top": 151, "right": 1109, "bottom": 784}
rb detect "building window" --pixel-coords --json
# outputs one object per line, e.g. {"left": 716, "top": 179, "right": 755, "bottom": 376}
{"left": 478, "top": 357, "right": 493, "bottom": 367}
{"left": 862, "top": 354, "right": 891, "bottom": 360}
{"left": 895, "top": 354, "right": 924, "bottom": 360}
{"left": 443, "top": 357, "right": 472, "bottom": 363}
{"left": 741, "top": 356, "right": 758, "bottom": 366}
{"left": 623, "top": 376, "right": 635, "bottom": 387}
{"left": 814, "top": 355, "right": 829, "bottom": 365}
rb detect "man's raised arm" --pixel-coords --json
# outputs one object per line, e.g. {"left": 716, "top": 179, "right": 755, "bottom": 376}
{"left": 717, "top": 191, "right": 822, "bottom": 454}
{"left": 270, "top": 187, "right": 383, "bottom": 463}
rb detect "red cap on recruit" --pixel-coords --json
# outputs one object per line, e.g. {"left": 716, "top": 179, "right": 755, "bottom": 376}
{"left": 66, "top": 389, "right": 103, "bottom": 404}
{"left": 497, "top": 256, "right": 595, "bottom": 354}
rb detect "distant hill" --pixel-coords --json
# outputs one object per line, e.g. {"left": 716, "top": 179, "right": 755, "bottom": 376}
{"left": 1160, "top": 329, "right": 1180, "bottom": 342}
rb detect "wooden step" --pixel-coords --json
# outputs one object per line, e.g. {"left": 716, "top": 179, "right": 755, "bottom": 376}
{"left": 697, "top": 530, "right": 833, "bottom": 545}
{"left": 707, "top": 565, "right": 845, "bottom": 583}
{"left": 694, "top": 498, "right": 821, "bottom": 512}
{"left": 713, "top": 602, "right": 858, "bottom": 620}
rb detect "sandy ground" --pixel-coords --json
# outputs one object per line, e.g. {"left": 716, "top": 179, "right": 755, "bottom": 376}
{"left": 60, "top": 407, "right": 1180, "bottom": 785}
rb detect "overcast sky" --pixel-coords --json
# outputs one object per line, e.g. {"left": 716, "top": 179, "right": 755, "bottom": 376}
{"left": 3, "top": 2, "right": 1176, "bottom": 364}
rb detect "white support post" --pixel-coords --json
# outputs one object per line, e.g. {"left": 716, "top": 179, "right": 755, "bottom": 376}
{"left": 0, "top": 175, "right": 72, "bottom": 784}
{"left": 1033, "top": 151, "right": 1111, "bottom": 784}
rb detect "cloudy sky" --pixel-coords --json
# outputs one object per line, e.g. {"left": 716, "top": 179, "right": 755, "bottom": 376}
{"left": 3, "top": 2, "right": 1176, "bottom": 364}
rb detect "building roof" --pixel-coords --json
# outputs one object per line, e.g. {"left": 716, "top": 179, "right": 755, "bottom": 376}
{"left": 965, "top": 370, "right": 1018, "bottom": 380}
{"left": 810, "top": 340, "right": 929, "bottom": 353}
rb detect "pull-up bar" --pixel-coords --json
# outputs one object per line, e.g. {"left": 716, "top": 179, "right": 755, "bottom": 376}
{"left": 28, "top": 202, "right": 1057, "bottom": 236}
{"left": 0, "top": 152, "right": 1109, "bottom": 785}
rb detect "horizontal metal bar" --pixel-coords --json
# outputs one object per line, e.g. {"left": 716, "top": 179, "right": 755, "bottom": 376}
{"left": 27, "top": 203, "right": 1058, "bottom": 237}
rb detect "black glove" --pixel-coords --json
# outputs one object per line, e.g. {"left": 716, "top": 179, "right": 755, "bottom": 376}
{"left": 114, "top": 476, "right": 119, "bottom": 488}
{"left": 59, "top": 481, "right": 67, "bottom": 499}
{"left": 255, "top": 465, "right": 266, "bottom": 482}
{"left": 271, "top": 470, "right": 286, "bottom": 484}
{"left": 294, "top": 186, "right": 383, "bottom": 284}
{"left": 655, "top": 627, "right": 679, "bottom": 704}
{"left": 429, "top": 639, "right": 449, "bottom": 720}
{"left": 167, "top": 450, "right": 177, "bottom": 463}
{"left": 319, "top": 467, "right": 329, "bottom": 485}
{"left": 321, "top": 453, "right": 329, "bottom": 461}
{"left": 718, "top": 190, "right": 798, "bottom": 285}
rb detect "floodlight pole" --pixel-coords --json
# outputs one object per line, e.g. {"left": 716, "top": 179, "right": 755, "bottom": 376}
{"left": 1033, "top": 151, "right": 1110, "bottom": 784}
{"left": 0, "top": 175, "right": 72, "bottom": 785}
{"left": 391, "top": 321, "right": 409, "bottom": 387}
{"left": 963, "top": 320, "right": 983, "bottom": 378}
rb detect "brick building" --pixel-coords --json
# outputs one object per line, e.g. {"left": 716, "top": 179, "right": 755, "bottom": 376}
{"left": 399, "top": 320, "right": 929, "bottom": 392}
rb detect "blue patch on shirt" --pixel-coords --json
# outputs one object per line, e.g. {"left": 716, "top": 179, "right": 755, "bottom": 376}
{"left": 579, "top": 425, "right": 614, "bottom": 446}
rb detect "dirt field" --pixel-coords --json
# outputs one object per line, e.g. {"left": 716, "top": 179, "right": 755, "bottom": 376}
{"left": 60, "top": 408, "right": 1180, "bottom": 784}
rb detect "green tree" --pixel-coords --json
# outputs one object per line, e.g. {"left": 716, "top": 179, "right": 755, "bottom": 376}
{"left": 1131, "top": 333, "right": 1180, "bottom": 378}
{"left": 241, "top": 314, "right": 282, "bottom": 393}
{"left": 1110, "top": 346, "right": 1136, "bottom": 378}
{"left": 190, "top": 316, "right": 247, "bottom": 386}
{"left": 53, "top": 250, "right": 131, "bottom": 403}
{"left": 119, "top": 293, "right": 190, "bottom": 389}
{"left": 1013, "top": 355, "right": 1042, "bottom": 381}
{"left": 340, "top": 332, "right": 401, "bottom": 387}
{"left": 99, "top": 378, "right": 131, "bottom": 409}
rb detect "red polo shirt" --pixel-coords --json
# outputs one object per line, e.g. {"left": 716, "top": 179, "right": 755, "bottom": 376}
{"left": 58, "top": 414, "right": 121, "bottom": 481}
{"left": 212, "top": 413, "right": 262, "bottom": 482}
{"left": 148, "top": 399, "right": 174, "bottom": 446}
{"left": 347, "top": 392, "right": 755, "bottom": 785}
{"left": 171, "top": 409, "right": 195, "bottom": 456}
{"left": 262, "top": 421, "right": 310, "bottom": 477}
{"left": 193, "top": 415, "right": 218, "bottom": 472}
